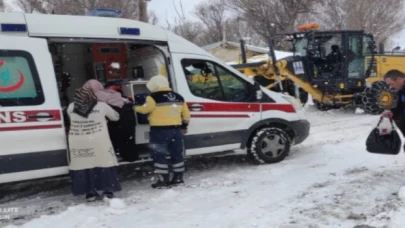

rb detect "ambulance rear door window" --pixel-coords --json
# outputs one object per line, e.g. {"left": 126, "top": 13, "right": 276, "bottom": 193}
{"left": 0, "top": 50, "right": 44, "bottom": 106}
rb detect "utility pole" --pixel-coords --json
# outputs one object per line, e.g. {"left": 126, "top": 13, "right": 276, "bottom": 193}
{"left": 139, "top": 0, "right": 150, "bottom": 22}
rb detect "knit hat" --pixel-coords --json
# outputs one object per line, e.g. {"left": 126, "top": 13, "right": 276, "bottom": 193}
{"left": 146, "top": 75, "right": 170, "bottom": 92}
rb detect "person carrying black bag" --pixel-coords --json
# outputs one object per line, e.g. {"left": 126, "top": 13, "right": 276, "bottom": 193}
{"left": 366, "top": 117, "right": 401, "bottom": 155}
{"left": 381, "top": 70, "right": 405, "bottom": 135}
{"left": 365, "top": 70, "right": 405, "bottom": 155}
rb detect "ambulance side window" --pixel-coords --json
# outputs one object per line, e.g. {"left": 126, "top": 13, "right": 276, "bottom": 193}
{"left": 181, "top": 59, "right": 251, "bottom": 102}
{"left": 215, "top": 64, "right": 251, "bottom": 102}
{"left": 0, "top": 50, "right": 44, "bottom": 106}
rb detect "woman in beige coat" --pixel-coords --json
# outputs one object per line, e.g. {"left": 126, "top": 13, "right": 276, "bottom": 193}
{"left": 67, "top": 81, "right": 121, "bottom": 202}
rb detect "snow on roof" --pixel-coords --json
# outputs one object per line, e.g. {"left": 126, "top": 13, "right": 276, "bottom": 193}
{"left": 202, "top": 41, "right": 293, "bottom": 65}
{"left": 202, "top": 41, "right": 291, "bottom": 54}
{"left": 225, "top": 52, "right": 293, "bottom": 65}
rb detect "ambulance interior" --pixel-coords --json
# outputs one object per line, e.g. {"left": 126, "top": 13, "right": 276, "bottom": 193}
{"left": 48, "top": 42, "right": 169, "bottom": 161}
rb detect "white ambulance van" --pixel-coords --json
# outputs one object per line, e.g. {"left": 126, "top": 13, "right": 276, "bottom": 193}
{"left": 0, "top": 11, "right": 310, "bottom": 184}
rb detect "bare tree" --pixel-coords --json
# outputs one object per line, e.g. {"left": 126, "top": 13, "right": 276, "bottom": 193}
{"left": 0, "top": 0, "right": 5, "bottom": 12}
{"left": 138, "top": 0, "right": 147, "bottom": 22}
{"left": 51, "top": 0, "right": 138, "bottom": 19}
{"left": 194, "top": 0, "right": 227, "bottom": 44}
{"left": 304, "top": 0, "right": 405, "bottom": 45}
{"left": 148, "top": 10, "right": 159, "bottom": 25}
{"left": 227, "top": 17, "right": 264, "bottom": 46}
{"left": 226, "top": 0, "right": 324, "bottom": 49}
{"left": 163, "top": 0, "right": 264, "bottom": 47}
{"left": 165, "top": 0, "right": 205, "bottom": 45}
{"left": 167, "top": 20, "right": 207, "bottom": 45}
{"left": 13, "top": 0, "right": 157, "bottom": 25}
{"left": 300, "top": 0, "right": 345, "bottom": 30}
{"left": 14, "top": 0, "right": 51, "bottom": 13}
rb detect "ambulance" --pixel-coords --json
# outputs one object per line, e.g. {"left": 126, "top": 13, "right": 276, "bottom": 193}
{"left": 0, "top": 10, "right": 310, "bottom": 184}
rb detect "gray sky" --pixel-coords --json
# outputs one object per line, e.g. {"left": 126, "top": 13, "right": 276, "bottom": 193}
{"left": 4, "top": 0, "right": 405, "bottom": 48}
{"left": 149, "top": 0, "right": 205, "bottom": 26}
{"left": 391, "top": 32, "right": 405, "bottom": 48}
{"left": 148, "top": 0, "right": 405, "bottom": 48}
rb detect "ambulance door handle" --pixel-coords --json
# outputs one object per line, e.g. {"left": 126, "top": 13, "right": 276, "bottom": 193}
{"left": 189, "top": 104, "right": 204, "bottom": 111}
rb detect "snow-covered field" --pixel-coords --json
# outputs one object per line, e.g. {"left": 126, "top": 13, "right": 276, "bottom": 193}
{"left": 2, "top": 104, "right": 405, "bottom": 228}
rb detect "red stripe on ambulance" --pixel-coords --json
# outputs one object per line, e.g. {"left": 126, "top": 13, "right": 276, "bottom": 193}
{"left": 0, "top": 110, "right": 61, "bottom": 124}
{"left": 0, "top": 124, "right": 63, "bottom": 132}
{"left": 187, "top": 103, "right": 295, "bottom": 113}
{"left": 191, "top": 114, "right": 250, "bottom": 118}
{"left": 261, "top": 104, "right": 295, "bottom": 113}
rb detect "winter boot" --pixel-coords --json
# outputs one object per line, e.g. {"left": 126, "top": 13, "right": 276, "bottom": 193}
{"left": 151, "top": 174, "right": 170, "bottom": 189}
{"left": 103, "top": 191, "right": 114, "bottom": 199}
{"left": 85, "top": 192, "right": 100, "bottom": 202}
{"left": 170, "top": 173, "right": 184, "bottom": 186}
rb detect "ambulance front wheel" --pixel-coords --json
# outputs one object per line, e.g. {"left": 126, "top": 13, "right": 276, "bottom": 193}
{"left": 247, "top": 127, "right": 291, "bottom": 164}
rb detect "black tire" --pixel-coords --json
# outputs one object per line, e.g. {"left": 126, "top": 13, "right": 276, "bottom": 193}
{"left": 362, "top": 81, "right": 398, "bottom": 115}
{"left": 247, "top": 127, "right": 291, "bottom": 164}
{"left": 299, "top": 88, "right": 309, "bottom": 106}
{"left": 314, "top": 100, "right": 333, "bottom": 111}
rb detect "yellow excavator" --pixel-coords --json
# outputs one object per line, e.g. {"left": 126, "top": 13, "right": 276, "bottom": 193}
{"left": 229, "top": 24, "right": 405, "bottom": 114}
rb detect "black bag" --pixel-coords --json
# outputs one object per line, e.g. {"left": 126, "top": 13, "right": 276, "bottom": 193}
{"left": 366, "top": 117, "right": 402, "bottom": 155}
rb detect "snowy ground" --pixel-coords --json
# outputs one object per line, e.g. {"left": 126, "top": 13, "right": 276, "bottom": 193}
{"left": 2, "top": 104, "right": 405, "bottom": 228}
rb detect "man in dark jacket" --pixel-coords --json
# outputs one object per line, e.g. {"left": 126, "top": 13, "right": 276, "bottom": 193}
{"left": 381, "top": 70, "right": 405, "bottom": 134}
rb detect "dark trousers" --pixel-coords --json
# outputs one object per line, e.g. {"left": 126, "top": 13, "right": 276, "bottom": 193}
{"left": 394, "top": 118, "right": 405, "bottom": 137}
{"left": 108, "top": 104, "right": 137, "bottom": 162}
{"left": 149, "top": 127, "right": 185, "bottom": 181}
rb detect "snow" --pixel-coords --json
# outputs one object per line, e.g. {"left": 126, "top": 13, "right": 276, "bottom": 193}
{"left": 226, "top": 52, "right": 293, "bottom": 65}
{"left": 355, "top": 108, "right": 365, "bottom": 114}
{"left": 2, "top": 105, "right": 405, "bottom": 228}
{"left": 398, "top": 186, "right": 405, "bottom": 202}
{"left": 106, "top": 198, "right": 127, "bottom": 210}
{"left": 109, "top": 62, "right": 120, "bottom": 69}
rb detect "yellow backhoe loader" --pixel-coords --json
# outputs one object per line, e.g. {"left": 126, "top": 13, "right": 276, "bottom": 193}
{"left": 230, "top": 24, "right": 405, "bottom": 114}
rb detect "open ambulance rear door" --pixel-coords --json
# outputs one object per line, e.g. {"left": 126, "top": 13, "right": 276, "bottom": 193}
{"left": 0, "top": 29, "right": 68, "bottom": 184}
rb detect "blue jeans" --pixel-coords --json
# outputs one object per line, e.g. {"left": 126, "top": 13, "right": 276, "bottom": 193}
{"left": 149, "top": 127, "right": 185, "bottom": 180}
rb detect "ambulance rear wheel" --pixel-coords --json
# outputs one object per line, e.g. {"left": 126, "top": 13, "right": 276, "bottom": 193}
{"left": 247, "top": 127, "right": 291, "bottom": 164}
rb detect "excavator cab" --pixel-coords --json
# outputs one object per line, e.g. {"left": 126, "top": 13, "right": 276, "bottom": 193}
{"left": 283, "top": 29, "right": 375, "bottom": 94}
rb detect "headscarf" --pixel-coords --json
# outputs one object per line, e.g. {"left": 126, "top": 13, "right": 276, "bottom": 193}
{"left": 73, "top": 86, "right": 98, "bottom": 118}
{"left": 83, "top": 79, "right": 124, "bottom": 108}
{"left": 146, "top": 75, "right": 170, "bottom": 92}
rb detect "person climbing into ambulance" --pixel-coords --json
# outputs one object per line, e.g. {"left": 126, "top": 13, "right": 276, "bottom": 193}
{"left": 85, "top": 79, "right": 137, "bottom": 162}
{"left": 134, "top": 75, "right": 191, "bottom": 188}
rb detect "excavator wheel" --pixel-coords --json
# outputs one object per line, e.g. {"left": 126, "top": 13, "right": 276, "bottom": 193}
{"left": 361, "top": 81, "right": 397, "bottom": 115}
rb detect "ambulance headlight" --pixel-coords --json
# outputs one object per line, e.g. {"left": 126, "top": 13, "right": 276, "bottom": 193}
{"left": 283, "top": 95, "right": 302, "bottom": 111}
